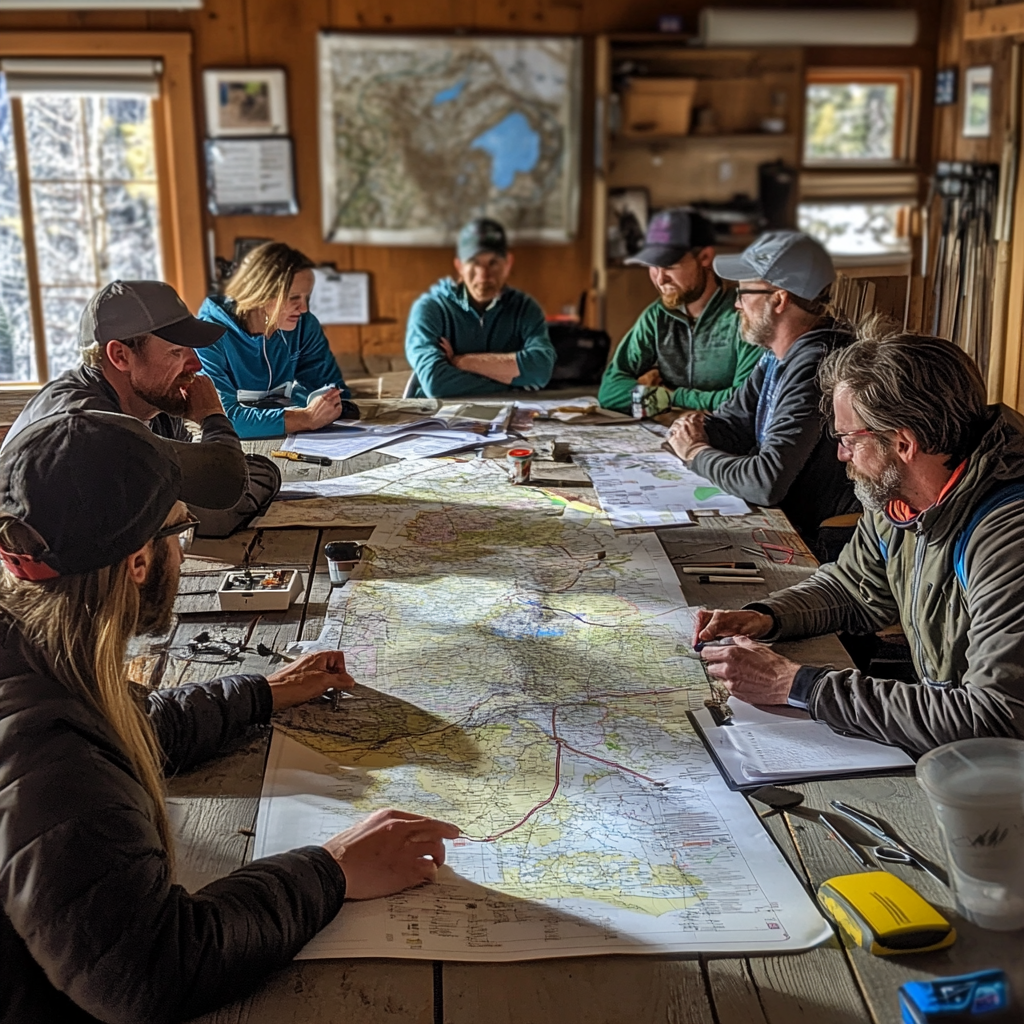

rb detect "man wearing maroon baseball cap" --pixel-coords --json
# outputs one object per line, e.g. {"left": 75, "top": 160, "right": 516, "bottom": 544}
{"left": 4, "top": 280, "right": 281, "bottom": 538}
{"left": 598, "top": 207, "right": 758, "bottom": 416}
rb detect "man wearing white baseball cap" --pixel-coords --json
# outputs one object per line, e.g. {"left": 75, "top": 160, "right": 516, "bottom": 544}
{"left": 5, "top": 280, "right": 281, "bottom": 537}
{"left": 668, "top": 230, "right": 859, "bottom": 557}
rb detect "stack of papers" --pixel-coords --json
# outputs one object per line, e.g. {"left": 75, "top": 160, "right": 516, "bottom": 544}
{"left": 690, "top": 701, "right": 914, "bottom": 789}
{"left": 574, "top": 452, "right": 751, "bottom": 529}
{"left": 284, "top": 416, "right": 507, "bottom": 462}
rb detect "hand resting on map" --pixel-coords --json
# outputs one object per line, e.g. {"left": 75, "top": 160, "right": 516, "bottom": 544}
{"left": 694, "top": 608, "right": 801, "bottom": 706}
{"left": 323, "top": 809, "right": 462, "bottom": 899}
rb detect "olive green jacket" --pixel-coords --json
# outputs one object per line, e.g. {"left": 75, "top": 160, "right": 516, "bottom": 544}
{"left": 597, "top": 287, "right": 759, "bottom": 413}
{"left": 750, "top": 409, "right": 1024, "bottom": 757}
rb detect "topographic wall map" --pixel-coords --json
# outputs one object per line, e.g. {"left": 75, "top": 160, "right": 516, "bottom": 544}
{"left": 317, "top": 35, "right": 581, "bottom": 244}
{"left": 254, "top": 461, "right": 830, "bottom": 961}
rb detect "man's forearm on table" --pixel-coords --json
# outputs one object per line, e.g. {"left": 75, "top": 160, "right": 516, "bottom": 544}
{"left": 452, "top": 351, "right": 520, "bottom": 385}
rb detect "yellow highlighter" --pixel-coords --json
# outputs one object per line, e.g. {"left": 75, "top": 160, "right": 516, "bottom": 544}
{"left": 817, "top": 871, "right": 956, "bottom": 956}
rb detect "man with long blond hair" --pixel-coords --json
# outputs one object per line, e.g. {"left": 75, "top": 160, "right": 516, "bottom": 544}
{"left": 0, "top": 410, "right": 458, "bottom": 1022}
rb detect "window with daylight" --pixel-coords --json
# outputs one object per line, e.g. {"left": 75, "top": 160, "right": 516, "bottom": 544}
{"left": 804, "top": 69, "right": 917, "bottom": 166}
{"left": 797, "top": 201, "right": 913, "bottom": 260}
{"left": 0, "top": 61, "right": 163, "bottom": 383}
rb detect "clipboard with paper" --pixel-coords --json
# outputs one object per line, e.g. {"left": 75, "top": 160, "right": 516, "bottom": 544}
{"left": 688, "top": 700, "right": 914, "bottom": 791}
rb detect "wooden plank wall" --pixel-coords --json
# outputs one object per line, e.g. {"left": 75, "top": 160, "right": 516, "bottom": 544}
{"left": 0, "top": 0, "right": 938, "bottom": 374}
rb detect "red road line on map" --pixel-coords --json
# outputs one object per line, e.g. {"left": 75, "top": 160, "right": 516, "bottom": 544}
{"left": 459, "top": 705, "right": 663, "bottom": 843}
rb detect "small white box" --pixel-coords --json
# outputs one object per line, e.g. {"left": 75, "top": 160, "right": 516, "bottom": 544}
{"left": 217, "top": 568, "right": 304, "bottom": 611}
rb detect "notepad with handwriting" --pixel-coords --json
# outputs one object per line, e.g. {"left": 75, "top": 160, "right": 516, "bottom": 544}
{"left": 689, "top": 701, "right": 914, "bottom": 790}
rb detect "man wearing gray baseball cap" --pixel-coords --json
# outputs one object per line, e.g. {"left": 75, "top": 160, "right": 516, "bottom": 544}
{"left": 667, "top": 230, "right": 859, "bottom": 557}
{"left": 4, "top": 280, "right": 281, "bottom": 538}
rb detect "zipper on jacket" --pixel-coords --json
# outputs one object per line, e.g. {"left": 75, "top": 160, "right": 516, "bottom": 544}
{"left": 908, "top": 526, "right": 930, "bottom": 681}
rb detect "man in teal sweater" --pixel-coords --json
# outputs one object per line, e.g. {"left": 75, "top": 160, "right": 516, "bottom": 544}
{"left": 598, "top": 208, "right": 759, "bottom": 415}
{"left": 404, "top": 219, "right": 556, "bottom": 398}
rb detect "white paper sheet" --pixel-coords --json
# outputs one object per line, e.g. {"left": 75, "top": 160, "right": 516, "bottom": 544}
{"left": 692, "top": 702, "right": 914, "bottom": 787}
{"left": 309, "top": 268, "right": 370, "bottom": 325}
{"left": 575, "top": 452, "right": 751, "bottom": 529}
{"left": 282, "top": 431, "right": 405, "bottom": 460}
{"left": 375, "top": 430, "right": 501, "bottom": 460}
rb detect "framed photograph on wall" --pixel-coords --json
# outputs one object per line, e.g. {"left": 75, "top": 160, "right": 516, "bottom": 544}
{"left": 962, "top": 66, "right": 992, "bottom": 139}
{"left": 203, "top": 68, "right": 288, "bottom": 137}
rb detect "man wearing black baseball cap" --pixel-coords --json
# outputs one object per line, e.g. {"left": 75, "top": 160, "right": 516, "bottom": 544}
{"left": 598, "top": 208, "right": 759, "bottom": 415}
{"left": 4, "top": 280, "right": 281, "bottom": 537}
{"left": 0, "top": 409, "right": 458, "bottom": 1022}
{"left": 404, "top": 218, "right": 556, "bottom": 398}
{"left": 667, "top": 230, "right": 859, "bottom": 557}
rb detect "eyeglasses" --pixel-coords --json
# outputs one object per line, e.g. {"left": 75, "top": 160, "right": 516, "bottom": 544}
{"left": 735, "top": 288, "right": 778, "bottom": 299}
{"left": 153, "top": 515, "right": 201, "bottom": 552}
{"left": 827, "top": 427, "right": 887, "bottom": 450}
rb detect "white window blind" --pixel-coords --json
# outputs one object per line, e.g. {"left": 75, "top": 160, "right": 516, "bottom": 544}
{"left": 0, "top": 59, "right": 162, "bottom": 97}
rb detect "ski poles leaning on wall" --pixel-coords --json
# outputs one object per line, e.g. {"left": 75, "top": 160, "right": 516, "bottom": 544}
{"left": 925, "top": 162, "right": 999, "bottom": 379}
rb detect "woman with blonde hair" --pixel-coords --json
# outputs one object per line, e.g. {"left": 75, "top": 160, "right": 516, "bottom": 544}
{"left": 198, "top": 242, "right": 354, "bottom": 438}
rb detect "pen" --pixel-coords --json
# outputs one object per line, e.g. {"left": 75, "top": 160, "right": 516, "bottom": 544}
{"left": 694, "top": 637, "right": 736, "bottom": 652}
{"left": 698, "top": 574, "right": 765, "bottom": 585}
{"left": 681, "top": 566, "right": 759, "bottom": 576}
{"left": 817, "top": 813, "right": 870, "bottom": 868}
{"left": 271, "top": 450, "right": 332, "bottom": 467}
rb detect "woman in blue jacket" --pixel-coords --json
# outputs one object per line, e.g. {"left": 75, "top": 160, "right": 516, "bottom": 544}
{"left": 198, "top": 243, "right": 351, "bottom": 438}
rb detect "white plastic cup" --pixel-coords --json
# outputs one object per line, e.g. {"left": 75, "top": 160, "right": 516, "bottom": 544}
{"left": 324, "top": 541, "right": 361, "bottom": 586}
{"left": 916, "top": 737, "right": 1024, "bottom": 930}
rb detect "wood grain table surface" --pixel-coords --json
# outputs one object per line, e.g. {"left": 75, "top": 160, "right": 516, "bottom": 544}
{"left": 148, "top": 409, "right": 1023, "bottom": 1024}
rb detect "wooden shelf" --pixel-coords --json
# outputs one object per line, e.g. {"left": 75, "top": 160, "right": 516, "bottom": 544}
{"left": 964, "top": 2, "right": 1024, "bottom": 40}
{"left": 611, "top": 133, "right": 796, "bottom": 148}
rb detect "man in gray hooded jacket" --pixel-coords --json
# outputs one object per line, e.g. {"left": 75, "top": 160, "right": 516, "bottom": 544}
{"left": 668, "top": 231, "right": 859, "bottom": 557}
{"left": 695, "top": 329, "right": 1024, "bottom": 757}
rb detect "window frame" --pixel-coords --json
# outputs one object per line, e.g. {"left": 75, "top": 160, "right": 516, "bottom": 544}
{"left": 0, "top": 32, "right": 204, "bottom": 384}
{"left": 803, "top": 66, "right": 920, "bottom": 169}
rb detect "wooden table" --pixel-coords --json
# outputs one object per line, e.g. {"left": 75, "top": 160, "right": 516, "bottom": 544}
{"left": 157, "top": 429, "right": 1024, "bottom": 1024}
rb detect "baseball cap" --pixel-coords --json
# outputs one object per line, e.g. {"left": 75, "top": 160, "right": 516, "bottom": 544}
{"left": 0, "top": 410, "right": 247, "bottom": 580}
{"left": 457, "top": 218, "right": 508, "bottom": 263}
{"left": 80, "top": 280, "right": 225, "bottom": 349}
{"left": 713, "top": 230, "right": 836, "bottom": 300}
{"left": 625, "top": 208, "right": 717, "bottom": 268}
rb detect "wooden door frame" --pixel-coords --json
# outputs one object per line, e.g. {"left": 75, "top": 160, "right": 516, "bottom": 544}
{"left": 0, "top": 32, "right": 206, "bottom": 312}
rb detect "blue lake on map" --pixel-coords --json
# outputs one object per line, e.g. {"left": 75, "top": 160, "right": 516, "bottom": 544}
{"left": 470, "top": 112, "right": 540, "bottom": 190}
{"left": 432, "top": 79, "right": 467, "bottom": 105}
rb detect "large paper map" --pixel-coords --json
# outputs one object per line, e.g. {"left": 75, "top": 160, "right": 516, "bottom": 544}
{"left": 317, "top": 35, "right": 581, "bottom": 244}
{"left": 255, "top": 461, "right": 830, "bottom": 960}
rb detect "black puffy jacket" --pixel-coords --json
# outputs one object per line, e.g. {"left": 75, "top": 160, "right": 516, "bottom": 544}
{"left": 0, "top": 641, "right": 345, "bottom": 1023}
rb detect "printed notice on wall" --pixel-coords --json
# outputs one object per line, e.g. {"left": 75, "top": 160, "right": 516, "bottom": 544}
{"left": 205, "top": 138, "right": 298, "bottom": 215}
{"left": 309, "top": 268, "right": 370, "bottom": 324}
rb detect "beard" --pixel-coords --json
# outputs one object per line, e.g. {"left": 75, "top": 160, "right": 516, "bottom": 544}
{"left": 848, "top": 459, "right": 904, "bottom": 512}
{"left": 660, "top": 265, "right": 708, "bottom": 310}
{"left": 136, "top": 536, "right": 179, "bottom": 637}
{"left": 739, "top": 302, "right": 775, "bottom": 348}
{"left": 129, "top": 370, "right": 196, "bottom": 417}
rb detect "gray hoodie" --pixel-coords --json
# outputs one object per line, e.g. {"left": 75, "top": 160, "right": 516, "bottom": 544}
{"left": 691, "top": 319, "right": 859, "bottom": 549}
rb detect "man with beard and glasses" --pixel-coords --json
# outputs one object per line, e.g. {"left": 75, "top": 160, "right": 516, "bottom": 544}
{"left": 693, "top": 329, "right": 1024, "bottom": 757}
{"left": 666, "top": 230, "right": 859, "bottom": 558}
{"left": 0, "top": 409, "right": 459, "bottom": 1023}
{"left": 598, "top": 208, "right": 759, "bottom": 415}
{"left": 4, "top": 281, "right": 281, "bottom": 538}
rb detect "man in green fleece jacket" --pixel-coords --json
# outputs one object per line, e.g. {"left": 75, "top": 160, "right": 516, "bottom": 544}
{"left": 694, "top": 329, "right": 1024, "bottom": 757}
{"left": 598, "top": 208, "right": 759, "bottom": 414}
{"left": 404, "top": 219, "right": 556, "bottom": 398}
